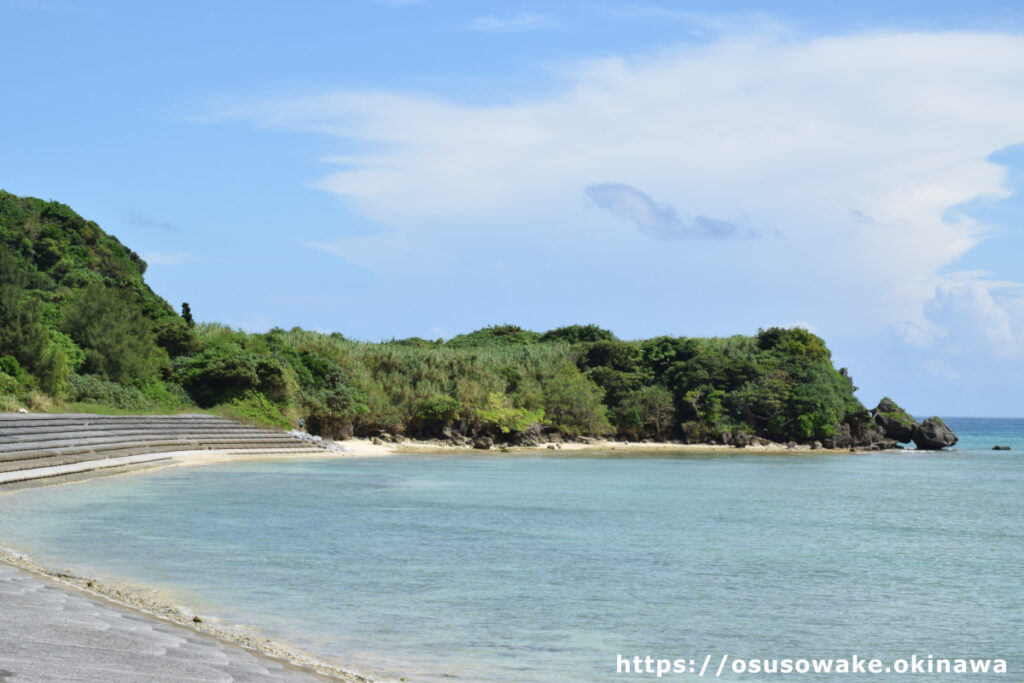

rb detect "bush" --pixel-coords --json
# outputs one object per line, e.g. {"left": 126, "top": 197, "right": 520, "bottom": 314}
{"left": 540, "top": 363, "right": 613, "bottom": 436}
{"left": 475, "top": 392, "right": 544, "bottom": 434}
{"left": 613, "top": 385, "right": 676, "bottom": 439}
{"left": 218, "top": 391, "right": 290, "bottom": 429}
{"left": 64, "top": 374, "right": 152, "bottom": 411}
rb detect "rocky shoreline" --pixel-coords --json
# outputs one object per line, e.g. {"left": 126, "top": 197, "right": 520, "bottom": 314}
{"left": 313, "top": 397, "right": 959, "bottom": 455}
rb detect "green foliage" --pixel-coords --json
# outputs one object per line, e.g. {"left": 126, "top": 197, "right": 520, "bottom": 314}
{"left": 0, "top": 189, "right": 875, "bottom": 446}
{"left": 0, "top": 251, "right": 72, "bottom": 393}
{"left": 539, "top": 324, "right": 615, "bottom": 344}
{"left": 155, "top": 317, "right": 200, "bottom": 357}
{"left": 475, "top": 392, "right": 545, "bottom": 434}
{"left": 613, "top": 385, "right": 676, "bottom": 439}
{"left": 172, "top": 340, "right": 262, "bottom": 408}
{"left": 540, "top": 362, "right": 613, "bottom": 436}
{"left": 218, "top": 391, "right": 290, "bottom": 429}
{"left": 62, "top": 284, "right": 166, "bottom": 385}
{"left": 446, "top": 324, "right": 540, "bottom": 348}
{"left": 878, "top": 397, "right": 915, "bottom": 427}
{"left": 413, "top": 394, "right": 461, "bottom": 434}
{"left": 65, "top": 374, "right": 153, "bottom": 411}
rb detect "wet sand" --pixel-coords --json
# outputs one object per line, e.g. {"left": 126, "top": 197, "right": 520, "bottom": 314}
{"left": 0, "top": 558, "right": 365, "bottom": 682}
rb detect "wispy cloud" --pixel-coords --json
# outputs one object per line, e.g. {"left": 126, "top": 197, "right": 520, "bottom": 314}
{"left": 585, "top": 182, "right": 759, "bottom": 240}
{"left": 123, "top": 211, "right": 177, "bottom": 231}
{"left": 469, "top": 13, "right": 552, "bottom": 33}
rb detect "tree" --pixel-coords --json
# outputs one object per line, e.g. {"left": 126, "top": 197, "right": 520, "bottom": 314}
{"left": 62, "top": 284, "right": 164, "bottom": 384}
{"left": 181, "top": 302, "right": 194, "bottom": 327}
{"left": 0, "top": 252, "right": 69, "bottom": 392}
{"left": 613, "top": 385, "right": 676, "bottom": 439}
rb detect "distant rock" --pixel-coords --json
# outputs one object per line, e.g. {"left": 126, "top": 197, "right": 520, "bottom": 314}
{"left": 511, "top": 424, "right": 543, "bottom": 447}
{"left": 473, "top": 436, "right": 493, "bottom": 450}
{"left": 912, "top": 417, "right": 958, "bottom": 450}
{"left": 871, "top": 398, "right": 918, "bottom": 443}
{"left": 731, "top": 431, "right": 755, "bottom": 448}
{"left": 822, "top": 423, "right": 852, "bottom": 449}
{"left": 852, "top": 421, "right": 890, "bottom": 448}
{"left": 993, "top": 445, "right": 1011, "bottom": 451}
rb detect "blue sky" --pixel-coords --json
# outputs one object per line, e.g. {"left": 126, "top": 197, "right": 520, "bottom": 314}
{"left": 4, "top": 1, "right": 1024, "bottom": 416}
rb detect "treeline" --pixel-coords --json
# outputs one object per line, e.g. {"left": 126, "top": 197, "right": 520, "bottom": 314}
{"left": 0, "top": 190, "right": 871, "bottom": 444}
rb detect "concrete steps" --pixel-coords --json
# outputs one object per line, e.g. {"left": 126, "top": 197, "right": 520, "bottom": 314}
{"left": 0, "top": 413, "right": 324, "bottom": 486}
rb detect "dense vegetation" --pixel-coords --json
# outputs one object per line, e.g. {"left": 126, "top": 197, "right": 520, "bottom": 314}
{"left": 0, "top": 191, "right": 871, "bottom": 444}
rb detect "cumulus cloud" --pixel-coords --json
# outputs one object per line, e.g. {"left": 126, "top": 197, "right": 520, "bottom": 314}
{"left": 217, "top": 27, "right": 1024, "bottom": 349}
{"left": 585, "top": 182, "right": 759, "bottom": 239}
{"left": 921, "top": 274, "right": 1024, "bottom": 356}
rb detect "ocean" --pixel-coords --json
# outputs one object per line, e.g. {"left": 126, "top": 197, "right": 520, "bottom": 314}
{"left": 0, "top": 417, "right": 1021, "bottom": 681}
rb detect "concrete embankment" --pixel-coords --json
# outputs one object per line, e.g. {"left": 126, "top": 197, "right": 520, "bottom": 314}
{"left": 0, "top": 413, "right": 323, "bottom": 487}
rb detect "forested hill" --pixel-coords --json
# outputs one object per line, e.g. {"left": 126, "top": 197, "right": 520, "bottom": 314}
{"left": 0, "top": 190, "right": 932, "bottom": 448}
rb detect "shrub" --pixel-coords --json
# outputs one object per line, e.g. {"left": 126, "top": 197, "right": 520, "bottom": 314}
{"left": 64, "top": 374, "right": 152, "bottom": 411}
{"left": 218, "top": 391, "right": 290, "bottom": 429}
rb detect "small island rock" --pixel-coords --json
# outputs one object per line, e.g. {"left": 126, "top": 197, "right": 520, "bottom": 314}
{"left": 912, "top": 417, "right": 958, "bottom": 450}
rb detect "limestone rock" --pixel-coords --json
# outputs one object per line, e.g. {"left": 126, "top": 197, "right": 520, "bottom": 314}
{"left": 822, "top": 423, "right": 852, "bottom": 449}
{"left": 912, "top": 417, "right": 958, "bottom": 450}
{"left": 871, "top": 397, "right": 918, "bottom": 443}
{"left": 511, "top": 424, "right": 543, "bottom": 447}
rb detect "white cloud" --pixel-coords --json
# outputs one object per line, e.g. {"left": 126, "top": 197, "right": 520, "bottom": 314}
{"left": 922, "top": 274, "right": 1024, "bottom": 356}
{"left": 221, "top": 27, "right": 1024, "bottom": 344}
{"left": 141, "top": 251, "right": 193, "bottom": 266}
{"left": 469, "top": 13, "right": 552, "bottom": 33}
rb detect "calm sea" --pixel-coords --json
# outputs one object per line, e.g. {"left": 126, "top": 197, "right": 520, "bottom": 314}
{"left": 0, "top": 417, "right": 1021, "bottom": 681}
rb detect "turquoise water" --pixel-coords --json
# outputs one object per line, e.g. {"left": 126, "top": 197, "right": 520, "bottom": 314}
{"left": 0, "top": 418, "right": 1021, "bottom": 681}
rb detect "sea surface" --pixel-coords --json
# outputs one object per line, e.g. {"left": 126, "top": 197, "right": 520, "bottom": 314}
{"left": 0, "top": 417, "right": 1021, "bottom": 681}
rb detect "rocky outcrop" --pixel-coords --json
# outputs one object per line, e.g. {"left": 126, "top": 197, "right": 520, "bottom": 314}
{"left": 871, "top": 398, "right": 918, "bottom": 443}
{"left": 511, "top": 424, "right": 543, "bottom": 447}
{"left": 993, "top": 445, "right": 1011, "bottom": 451}
{"left": 822, "top": 423, "right": 853, "bottom": 449}
{"left": 911, "top": 417, "right": 958, "bottom": 450}
{"left": 472, "top": 436, "right": 493, "bottom": 450}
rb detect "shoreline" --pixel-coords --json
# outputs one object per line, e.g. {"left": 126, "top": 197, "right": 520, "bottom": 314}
{"left": 0, "top": 544, "right": 377, "bottom": 682}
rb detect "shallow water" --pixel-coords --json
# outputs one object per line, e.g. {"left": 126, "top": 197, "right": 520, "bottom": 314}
{"left": 0, "top": 417, "right": 1021, "bottom": 681}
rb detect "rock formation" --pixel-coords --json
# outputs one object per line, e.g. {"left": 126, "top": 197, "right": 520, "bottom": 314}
{"left": 912, "top": 417, "right": 958, "bottom": 450}
{"left": 871, "top": 397, "right": 918, "bottom": 443}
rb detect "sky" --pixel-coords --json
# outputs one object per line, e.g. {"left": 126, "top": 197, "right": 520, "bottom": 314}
{"left": 3, "top": 1, "right": 1024, "bottom": 416}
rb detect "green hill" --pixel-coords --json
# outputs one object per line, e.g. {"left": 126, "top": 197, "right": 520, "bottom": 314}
{"left": 1, "top": 190, "right": 876, "bottom": 445}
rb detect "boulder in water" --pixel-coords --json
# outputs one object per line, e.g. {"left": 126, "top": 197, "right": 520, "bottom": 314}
{"left": 912, "top": 417, "right": 958, "bottom": 450}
